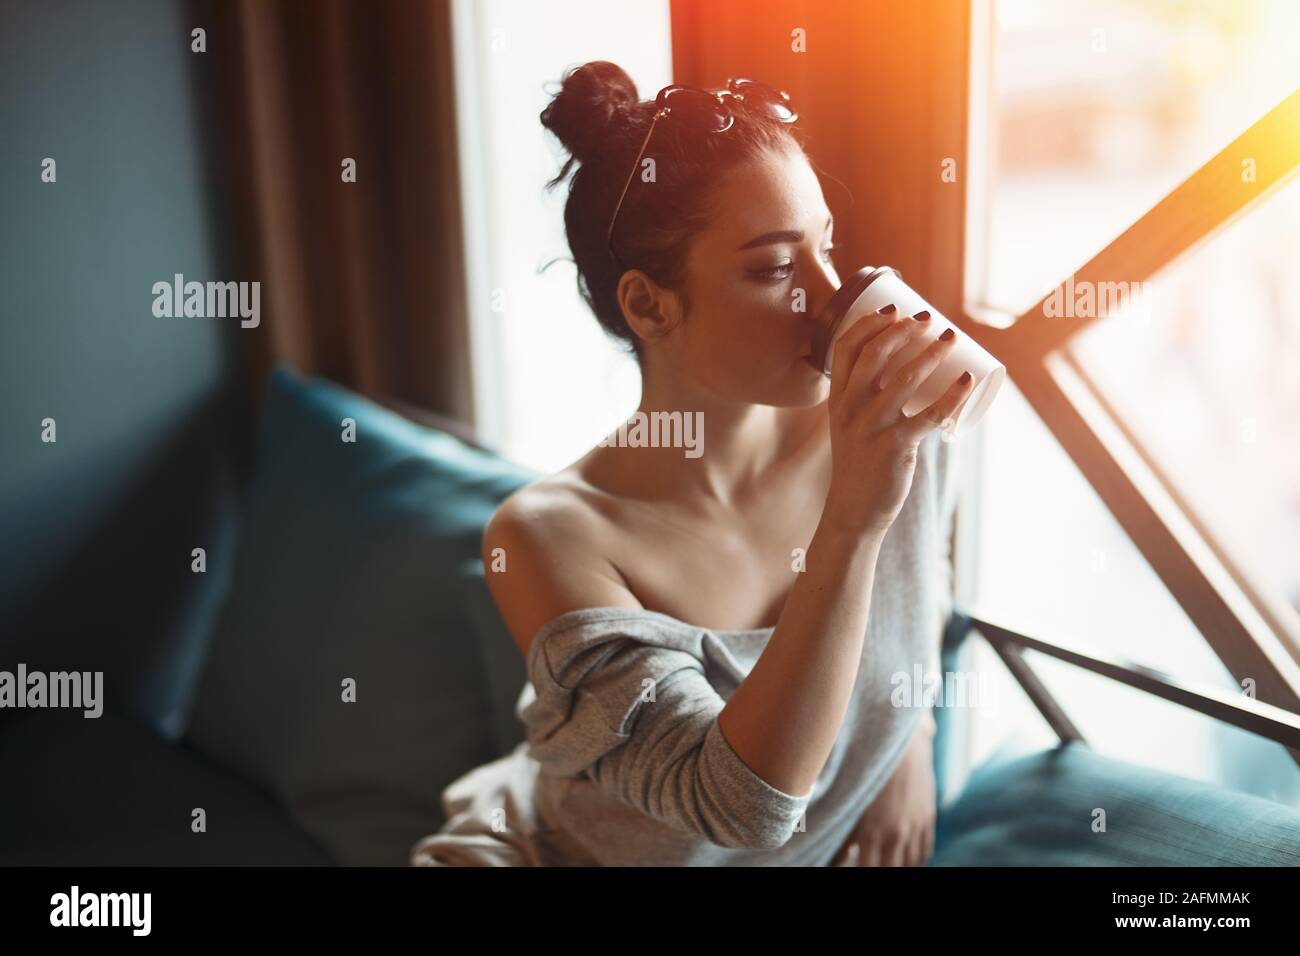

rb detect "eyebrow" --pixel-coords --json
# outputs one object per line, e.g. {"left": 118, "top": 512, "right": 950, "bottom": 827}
{"left": 735, "top": 215, "right": 834, "bottom": 251}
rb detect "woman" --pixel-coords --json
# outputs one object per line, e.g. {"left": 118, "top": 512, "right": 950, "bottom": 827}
{"left": 410, "top": 61, "right": 973, "bottom": 867}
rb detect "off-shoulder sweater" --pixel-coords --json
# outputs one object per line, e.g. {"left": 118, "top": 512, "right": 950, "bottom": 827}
{"left": 410, "top": 428, "right": 959, "bottom": 866}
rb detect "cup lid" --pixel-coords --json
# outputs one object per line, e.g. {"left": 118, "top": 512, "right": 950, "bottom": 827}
{"left": 812, "top": 265, "right": 901, "bottom": 374}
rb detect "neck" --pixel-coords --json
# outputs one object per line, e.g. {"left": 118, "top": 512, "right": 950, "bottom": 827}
{"left": 615, "top": 359, "right": 825, "bottom": 508}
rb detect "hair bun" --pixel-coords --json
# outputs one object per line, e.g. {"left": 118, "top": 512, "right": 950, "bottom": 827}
{"left": 540, "top": 61, "right": 640, "bottom": 169}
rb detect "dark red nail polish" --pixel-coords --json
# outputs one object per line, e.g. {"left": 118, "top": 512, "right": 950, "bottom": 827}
{"left": 878, "top": 303, "right": 897, "bottom": 314}
{"left": 959, "top": 370, "right": 972, "bottom": 383}
{"left": 940, "top": 327, "right": 955, "bottom": 341}
{"left": 913, "top": 311, "right": 931, "bottom": 321}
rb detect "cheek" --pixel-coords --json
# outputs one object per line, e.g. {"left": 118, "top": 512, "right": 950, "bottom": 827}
{"left": 693, "top": 279, "right": 802, "bottom": 353}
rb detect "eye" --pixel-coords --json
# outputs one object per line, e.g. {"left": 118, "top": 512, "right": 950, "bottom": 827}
{"left": 748, "top": 244, "right": 836, "bottom": 282}
{"left": 750, "top": 260, "right": 795, "bottom": 281}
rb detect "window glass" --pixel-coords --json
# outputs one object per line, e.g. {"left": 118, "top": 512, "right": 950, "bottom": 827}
{"left": 1071, "top": 175, "right": 1300, "bottom": 617}
{"left": 987, "top": 0, "right": 1300, "bottom": 314}
{"left": 457, "top": 0, "right": 668, "bottom": 471}
{"left": 965, "top": 0, "right": 1300, "bottom": 804}
{"left": 962, "top": 379, "right": 1298, "bottom": 799}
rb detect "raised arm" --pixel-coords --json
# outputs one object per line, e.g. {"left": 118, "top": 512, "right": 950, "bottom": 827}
{"left": 483, "top": 311, "right": 976, "bottom": 849}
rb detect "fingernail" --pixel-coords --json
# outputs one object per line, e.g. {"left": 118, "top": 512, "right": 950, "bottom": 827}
{"left": 913, "top": 310, "right": 931, "bottom": 321}
{"left": 959, "top": 370, "right": 972, "bottom": 383}
{"left": 939, "top": 327, "right": 955, "bottom": 341}
{"left": 878, "top": 304, "right": 897, "bottom": 314}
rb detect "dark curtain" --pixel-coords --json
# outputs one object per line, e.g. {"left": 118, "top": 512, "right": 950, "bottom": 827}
{"left": 199, "top": 0, "right": 474, "bottom": 423}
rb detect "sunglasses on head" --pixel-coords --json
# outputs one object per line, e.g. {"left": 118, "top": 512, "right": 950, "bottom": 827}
{"left": 606, "top": 78, "right": 799, "bottom": 270}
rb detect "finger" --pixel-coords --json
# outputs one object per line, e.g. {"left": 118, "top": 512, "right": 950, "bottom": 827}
{"left": 898, "top": 833, "right": 915, "bottom": 868}
{"left": 859, "top": 837, "right": 884, "bottom": 868}
{"left": 828, "top": 305, "right": 899, "bottom": 401}
{"left": 841, "top": 318, "right": 927, "bottom": 414}
{"left": 906, "top": 831, "right": 925, "bottom": 867}
{"left": 872, "top": 310, "right": 937, "bottom": 393}
{"left": 840, "top": 842, "right": 861, "bottom": 867}
{"left": 921, "top": 823, "right": 935, "bottom": 865}
{"left": 895, "top": 367, "right": 977, "bottom": 443}
{"left": 875, "top": 327, "right": 959, "bottom": 421}
{"left": 881, "top": 834, "right": 906, "bottom": 868}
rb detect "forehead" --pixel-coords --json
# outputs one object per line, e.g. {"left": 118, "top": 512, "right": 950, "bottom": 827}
{"left": 706, "top": 149, "right": 828, "bottom": 242}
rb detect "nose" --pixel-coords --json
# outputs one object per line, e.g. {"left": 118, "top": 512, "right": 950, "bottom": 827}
{"left": 802, "top": 257, "right": 847, "bottom": 370}
{"left": 802, "top": 255, "right": 841, "bottom": 326}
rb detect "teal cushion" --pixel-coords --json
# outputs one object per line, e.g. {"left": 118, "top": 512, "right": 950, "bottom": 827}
{"left": 931, "top": 739, "right": 1300, "bottom": 865}
{"left": 0, "top": 709, "right": 334, "bottom": 865}
{"left": 184, "top": 366, "right": 535, "bottom": 865}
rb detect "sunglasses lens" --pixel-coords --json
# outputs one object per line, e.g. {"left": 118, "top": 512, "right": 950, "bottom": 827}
{"left": 728, "top": 79, "right": 798, "bottom": 123}
{"left": 764, "top": 99, "right": 797, "bottom": 122}
{"left": 662, "top": 87, "right": 731, "bottom": 131}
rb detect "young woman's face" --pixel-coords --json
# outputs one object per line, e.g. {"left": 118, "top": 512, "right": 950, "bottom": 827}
{"left": 657, "top": 146, "right": 841, "bottom": 407}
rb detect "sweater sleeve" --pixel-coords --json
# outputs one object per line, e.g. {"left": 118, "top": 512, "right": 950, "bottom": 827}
{"left": 518, "top": 611, "right": 813, "bottom": 851}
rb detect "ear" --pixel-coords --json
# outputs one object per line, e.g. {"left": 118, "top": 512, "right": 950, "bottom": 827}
{"left": 616, "top": 269, "right": 682, "bottom": 347}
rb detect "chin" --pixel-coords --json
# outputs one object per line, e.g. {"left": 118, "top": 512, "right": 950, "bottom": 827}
{"left": 788, "top": 376, "right": 832, "bottom": 408}
{"left": 749, "top": 365, "right": 831, "bottom": 408}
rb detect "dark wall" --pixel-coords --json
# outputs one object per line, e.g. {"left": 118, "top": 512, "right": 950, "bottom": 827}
{"left": 0, "top": 0, "right": 246, "bottom": 739}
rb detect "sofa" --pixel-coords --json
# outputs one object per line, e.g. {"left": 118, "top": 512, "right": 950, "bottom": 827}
{"left": 3, "top": 367, "right": 1297, "bottom": 866}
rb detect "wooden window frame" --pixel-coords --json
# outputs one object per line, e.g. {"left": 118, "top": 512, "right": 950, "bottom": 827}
{"left": 955, "top": 3, "right": 1300, "bottom": 757}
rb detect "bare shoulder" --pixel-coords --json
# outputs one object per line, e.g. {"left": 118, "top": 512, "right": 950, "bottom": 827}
{"left": 482, "top": 470, "right": 640, "bottom": 659}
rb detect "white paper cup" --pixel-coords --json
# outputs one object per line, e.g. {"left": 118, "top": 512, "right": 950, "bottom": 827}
{"left": 812, "top": 266, "right": 1005, "bottom": 435}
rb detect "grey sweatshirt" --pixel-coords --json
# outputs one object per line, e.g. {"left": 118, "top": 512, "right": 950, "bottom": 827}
{"left": 411, "top": 428, "right": 959, "bottom": 866}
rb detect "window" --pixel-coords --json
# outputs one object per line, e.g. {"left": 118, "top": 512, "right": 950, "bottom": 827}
{"left": 982, "top": 0, "right": 1300, "bottom": 315}
{"left": 452, "top": 0, "right": 669, "bottom": 472}
{"left": 1072, "top": 176, "right": 1300, "bottom": 615}
{"left": 954, "top": 0, "right": 1300, "bottom": 803}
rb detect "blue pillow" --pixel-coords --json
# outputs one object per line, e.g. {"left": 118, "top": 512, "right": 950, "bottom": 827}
{"left": 931, "top": 739, "right": 1300, "bottom": 865}
{"left": 184, "top": 367, "right": 535, "bottom": 865}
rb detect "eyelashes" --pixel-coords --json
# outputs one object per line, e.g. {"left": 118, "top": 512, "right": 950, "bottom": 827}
{"left": 750, "top": 244, "right": 837, "bottom": 282}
